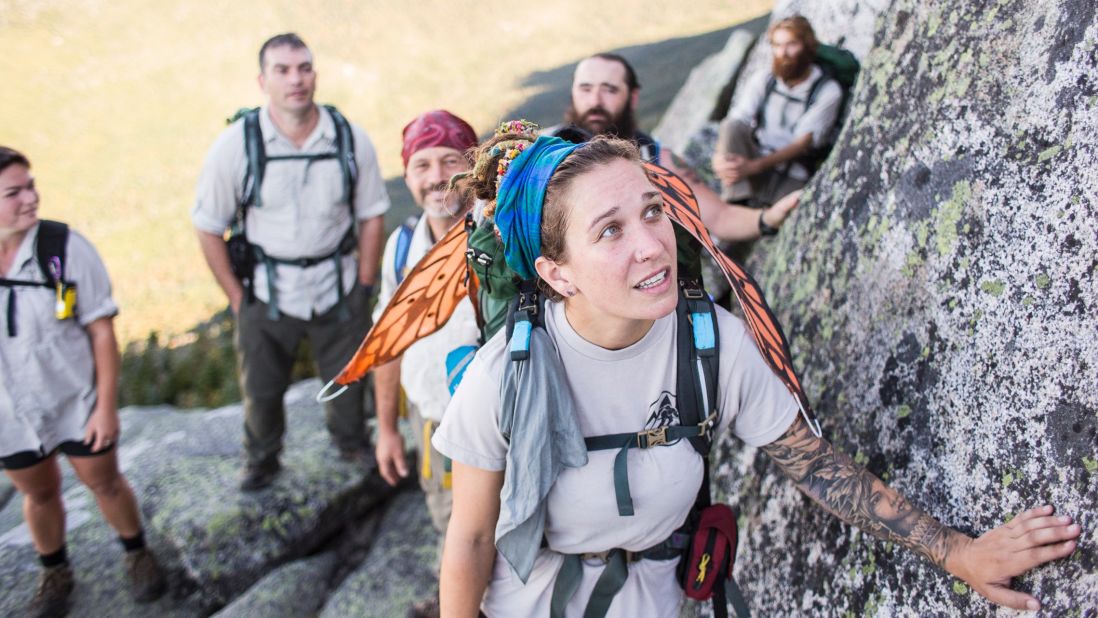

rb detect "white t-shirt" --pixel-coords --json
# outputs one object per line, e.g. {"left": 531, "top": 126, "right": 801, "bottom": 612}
{"left": 373, "top": 215, "right": 480, "bottom": 421}
{"left": 433, "top": 300, "right": 799, "bottom": 617}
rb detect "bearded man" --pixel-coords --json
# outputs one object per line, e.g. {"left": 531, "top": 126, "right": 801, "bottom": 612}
{"left": 712, "top": 15, "right": 843, "bottom": 207}
{"left": 548, "top": 53, "right": 802, "bottom": 241}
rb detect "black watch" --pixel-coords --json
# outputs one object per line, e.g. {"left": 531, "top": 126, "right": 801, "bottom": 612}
{"left": 758, "top": 210, "right": 779, "bottom": 237}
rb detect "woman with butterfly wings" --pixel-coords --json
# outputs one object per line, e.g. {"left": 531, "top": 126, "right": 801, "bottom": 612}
{"left": 323, "top": 127, "right": 1079, "bottom": 617}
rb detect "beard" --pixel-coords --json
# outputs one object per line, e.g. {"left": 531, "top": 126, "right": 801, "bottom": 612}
{"left": 772, "top": 49, "right": 814, "bottom": 83}
{"left": 564, "top": 101, "right": 637, "bottom": 139}
{"left": 418, "top": 180, "right": 466, "bottom": 220}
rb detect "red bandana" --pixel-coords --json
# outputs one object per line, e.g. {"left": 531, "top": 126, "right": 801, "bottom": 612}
{"left": 401, "top": 110, "right": 478, "bottom": 169}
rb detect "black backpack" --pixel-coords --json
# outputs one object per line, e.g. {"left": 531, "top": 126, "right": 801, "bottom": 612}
{"left": 0, "top": 220, "right": 73, "bottom": 337}
{"left": 224, "top": 104, "right": 360, "bottom": 319}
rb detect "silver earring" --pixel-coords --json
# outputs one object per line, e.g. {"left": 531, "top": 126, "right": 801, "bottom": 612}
{"left": 567, "top": 289, "right": 576, "bottom": 297}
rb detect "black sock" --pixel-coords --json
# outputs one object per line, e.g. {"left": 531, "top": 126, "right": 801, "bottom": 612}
{"left": 39, "top": 546, "right": 68, "bottom": 568}
{"left": 119, "top": 531, "right": 146, "bottom": 552}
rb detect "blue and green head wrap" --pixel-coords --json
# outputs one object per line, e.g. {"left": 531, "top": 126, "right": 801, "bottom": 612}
{"left": 494, "top": 135, "right": 582, "bottom": 280}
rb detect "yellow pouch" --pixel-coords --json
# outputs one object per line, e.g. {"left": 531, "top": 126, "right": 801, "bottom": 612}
{"left": 55, "top": 282, "right": 76, "bottom": 320}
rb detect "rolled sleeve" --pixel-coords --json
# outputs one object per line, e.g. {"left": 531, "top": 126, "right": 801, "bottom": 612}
{"left": 192, "top": 123, "right": 246, "bottom": 235}
{"left": 350, "top": 127, "right": 391, "bottom": 221}
{"left": 432, "top": 335, "right": 510, "bottom": 470}
{"left": 716, "top": 311, "right": 800, "bottom": 447}
{"left": 66, "top": 231, "right": 119, "bottom": 326}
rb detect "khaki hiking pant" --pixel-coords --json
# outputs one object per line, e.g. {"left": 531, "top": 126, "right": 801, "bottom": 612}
{"left": 235, "top": 284, "right": 375, "bottom": 467}
{"left": 408, "top": 403, "right": 453, "bottom": 570}
{"left": 716, "top": 118, "right": 808, "bottom": 207}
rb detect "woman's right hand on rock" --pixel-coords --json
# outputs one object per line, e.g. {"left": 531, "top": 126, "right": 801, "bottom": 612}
{"left": 950, "top": 505, "right": 1081, "bottom": 610}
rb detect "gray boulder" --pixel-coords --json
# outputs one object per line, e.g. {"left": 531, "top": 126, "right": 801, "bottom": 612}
{"left": 212, "top": 551, "right": 338, "bottom": 618}
{"left": 667, "top": 1, "right": 1097, "bottom": 615}
{"left": 321, "top": 489, "right": 439, "bottom": 618}
{"left": 0, "top": 379, "right": 396, "bottom": 615}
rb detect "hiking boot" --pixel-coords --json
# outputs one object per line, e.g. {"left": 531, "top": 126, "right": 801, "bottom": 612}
{"left": 239, "top": 459, "right": 281, "bottom": 491}
{"left": 123, "top": 548, "right": 167, "bottom": 603}
{"left": 339, "top": 447, "right": 377, "bottom": 472}
{"left": 407, "top": 595, "right": 440, "bottom": 618}
{"left": 26, "top": 563, "right": 73, "bottom": 618}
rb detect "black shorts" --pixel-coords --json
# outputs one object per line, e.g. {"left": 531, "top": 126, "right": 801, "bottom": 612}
{"left": 0, "top": 441, "right": 115, "bottom": 471}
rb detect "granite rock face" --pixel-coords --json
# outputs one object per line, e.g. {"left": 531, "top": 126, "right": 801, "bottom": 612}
{"left": 320, "top": 489, "right": 440, "bottom": 617}
{"left": 688, "top": 1, "right": 1098, "bottom": 616}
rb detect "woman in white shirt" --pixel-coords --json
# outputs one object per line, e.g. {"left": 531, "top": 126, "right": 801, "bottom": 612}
{"left": 431, "top": 131, "right": 1080, "bottom": 617}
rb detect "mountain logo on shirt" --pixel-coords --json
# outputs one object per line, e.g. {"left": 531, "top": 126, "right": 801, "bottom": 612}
{"left": 644, "top": 391, "right": 681, "bottom": 429}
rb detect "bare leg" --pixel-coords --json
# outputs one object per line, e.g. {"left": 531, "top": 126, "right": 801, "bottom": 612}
{"left": 5, "top": 455, "right": 65, "bottom": 555}
{"left": 68, "top": 450, "right": 141, "bottom": 538}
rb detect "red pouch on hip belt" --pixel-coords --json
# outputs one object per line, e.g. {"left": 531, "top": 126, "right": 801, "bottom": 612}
{"left": 680, "top": 503, "right": 738, "bottom": 600}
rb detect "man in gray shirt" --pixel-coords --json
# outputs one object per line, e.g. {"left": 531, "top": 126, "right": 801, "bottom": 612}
{"left": 193, "top": 33, "right": 389, "bottom": 490}
{"left": 713, "top": 15, "right": 843, "bottom": 207}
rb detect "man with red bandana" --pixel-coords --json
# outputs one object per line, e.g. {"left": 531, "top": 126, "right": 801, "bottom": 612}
{"left": 712, "top": 15, "right": 843, "bottom": 207}
{"left": 372, "top": 111, "right": 480, "bottom": 612}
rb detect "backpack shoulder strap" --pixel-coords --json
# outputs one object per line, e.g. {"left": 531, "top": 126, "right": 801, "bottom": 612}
{"left": 34, "top": 219, "right": 70, "bottom": 286}
{"left": 393, "top": 215, "right": 420, "bottom": 284}
{"left": 240, "top": 107, "right": 265, "bottom": 212}
{"left": 504, "top": 280, "right": 543, "bottom": 362}
{"left": 675, "top": 278, "right": 719, "bottom": 457}
{"left": 755, "top": 75, "right": 778, "bottom": 129}
{"left": 804, "top": 71, "right": 831, "bottom": 109}
{"left": 323, "top": 104, "right": 358, "bottom": 210}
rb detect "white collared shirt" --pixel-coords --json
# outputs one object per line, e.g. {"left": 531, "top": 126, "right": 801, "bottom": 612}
{"left": 192, "top": 105, "right": 390, "bottom": 319}
{"left": 0, "top": 223, "right": 119, "bottom": 456}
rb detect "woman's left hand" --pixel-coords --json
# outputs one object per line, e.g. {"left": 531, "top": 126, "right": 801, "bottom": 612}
{"left": 84, "top": 406, "right": 121, "bottom": 452}
{"left": 951, "top": 505, "right": 1081, "bottom": 610}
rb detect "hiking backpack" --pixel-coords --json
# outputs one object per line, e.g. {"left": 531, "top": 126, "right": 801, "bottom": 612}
{"left": 0, "top": 220, "right": 75, "bottom": 337}
{"left": 462, "top": 205, "right": 749, "bottom": 616}
{"left": 754, "top": 43, "right": 860, "bottom": 173}
{"left": 393, "top": 214, "right": 421, "bottom": 285}
{"left": 223, "top": 104, "right": 360, "bottom": 319}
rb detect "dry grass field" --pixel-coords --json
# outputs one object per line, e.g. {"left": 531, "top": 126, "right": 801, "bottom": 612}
{"left": 1, "top": 0, "right": 771, "bottom": 343}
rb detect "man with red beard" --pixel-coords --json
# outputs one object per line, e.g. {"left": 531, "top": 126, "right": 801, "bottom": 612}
{"left": 712, "top": 15, "right": 843, "bottom": 207}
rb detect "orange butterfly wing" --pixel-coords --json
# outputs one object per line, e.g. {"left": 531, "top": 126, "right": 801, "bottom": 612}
{"left": 644, "top": 162, "right": 818, "bottom": 428}
{"left": 334, "top": 221, "right": 473, "bottom": 385}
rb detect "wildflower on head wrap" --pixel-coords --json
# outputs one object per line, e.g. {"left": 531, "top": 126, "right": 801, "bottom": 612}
{"left": 496, "top": 119, "right": 540, "bottom": 138}
{"left": 401, "top": 110, "right": 478, "bottom": 169}
{"left": 494, "top": 135, "right": 582, "bottom": 280}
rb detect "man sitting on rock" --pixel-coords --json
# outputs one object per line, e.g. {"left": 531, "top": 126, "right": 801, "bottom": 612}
{"left": 372, "top": 110, "right": 481, "bottom": 617}
{"left": 549, "top": 52, "right": 801, "bottom": 241}
{"left": 712, "top": 15, "right": 843, "bottom": 207}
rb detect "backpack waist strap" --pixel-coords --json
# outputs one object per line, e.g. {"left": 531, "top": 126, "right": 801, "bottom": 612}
{"left": 254, "top": 227, "right": 358, "bottom": 321}
{"left": 550, "top": 532, "right": 690, "bottom": 618}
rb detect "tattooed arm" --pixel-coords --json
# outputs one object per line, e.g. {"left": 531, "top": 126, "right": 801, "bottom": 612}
{"left": 761, "top": 416, "right": 1081, "bottom": 611}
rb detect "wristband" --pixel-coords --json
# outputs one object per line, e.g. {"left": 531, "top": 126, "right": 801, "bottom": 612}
{"left": 758, "top": 210, "right": 779, "bottom": 237}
